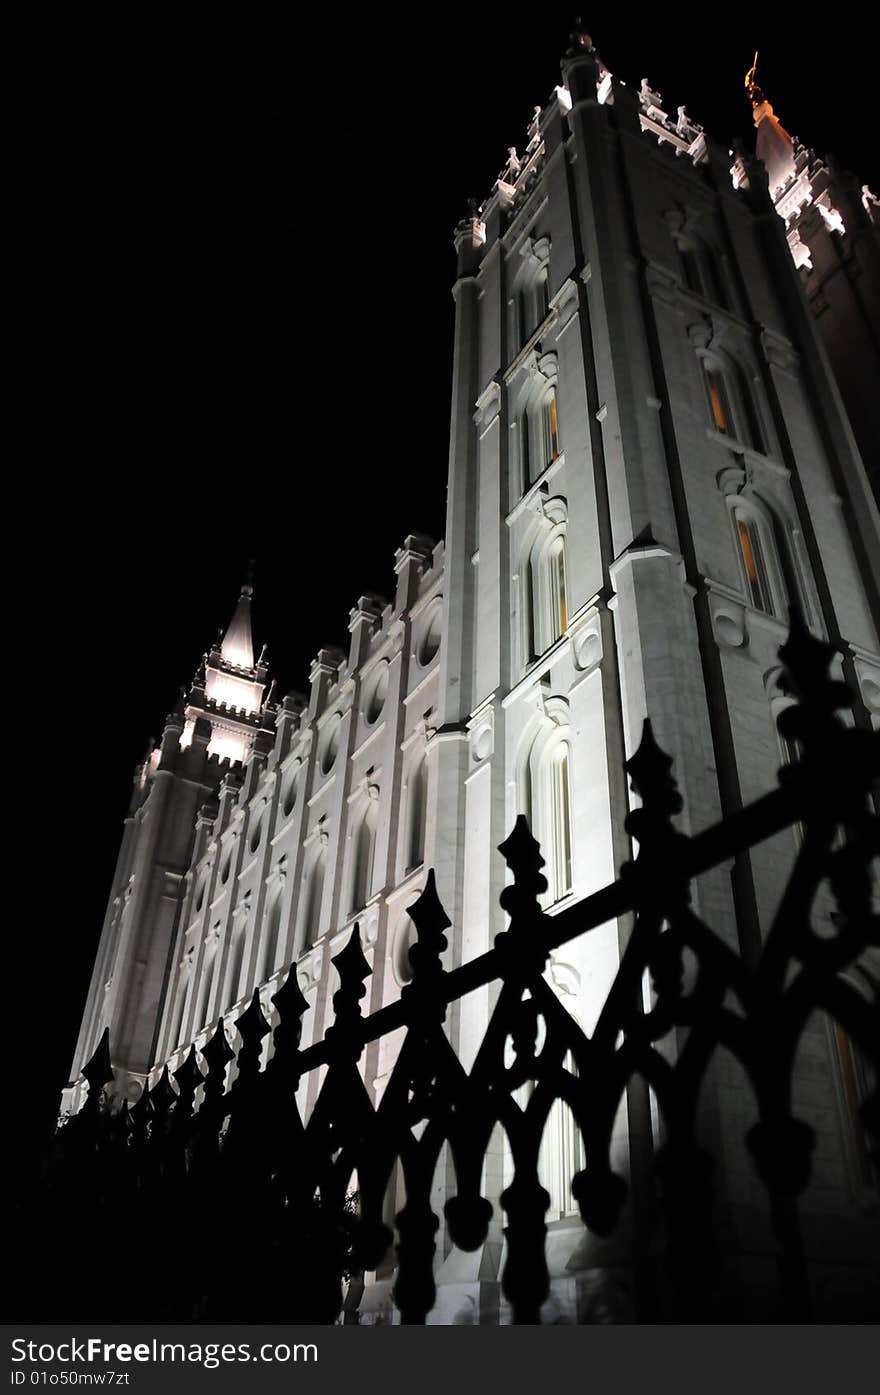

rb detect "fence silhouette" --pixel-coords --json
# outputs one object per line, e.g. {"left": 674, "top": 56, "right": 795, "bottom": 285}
{"left": 23, "top": 616, "right": 880, "bottom": 1323}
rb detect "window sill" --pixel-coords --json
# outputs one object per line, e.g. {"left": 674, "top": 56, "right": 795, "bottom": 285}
{"left": 704, "top": 428, "right": 788, "bottom": 477}
{"left": 507, "top": 453, "right": 566, "bottom": 525}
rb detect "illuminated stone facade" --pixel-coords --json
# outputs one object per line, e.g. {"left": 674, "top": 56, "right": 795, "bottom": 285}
{"left": 67, "top": 33, "right": 880, "bottom": 1322}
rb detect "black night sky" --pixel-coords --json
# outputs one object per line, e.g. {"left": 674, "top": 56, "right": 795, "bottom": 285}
{"left": 12, "top": 10, "right": 877, "bottom": 1182}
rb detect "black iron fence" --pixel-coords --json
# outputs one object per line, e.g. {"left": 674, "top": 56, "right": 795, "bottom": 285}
{"left": 21, "top": 617, "right": 880, "bottom": 1323}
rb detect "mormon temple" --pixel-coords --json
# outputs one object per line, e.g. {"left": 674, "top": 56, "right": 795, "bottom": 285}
{"left": 65, "top": 31, "right": 879, "bottom": 1322}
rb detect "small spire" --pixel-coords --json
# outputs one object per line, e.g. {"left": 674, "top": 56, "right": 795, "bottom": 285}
{"left": 220, "top": 578, "right": 255, "bottom": 669}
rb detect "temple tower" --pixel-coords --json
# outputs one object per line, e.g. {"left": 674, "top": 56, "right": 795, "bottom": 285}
{"left": 745, "top": 53, "right": 880, "bottom": 502}
{"left": 65, "top": 585, "right": 271, "bottom": 1108}
{"left": 432, "top": 25, "right": 879, "bottom": 1319}
{"left": 64, "top": 29, "right": 880, "bottom": 1320}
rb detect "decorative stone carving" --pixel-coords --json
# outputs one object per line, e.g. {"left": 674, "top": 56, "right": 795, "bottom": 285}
{"left": 761, "top": 330, "right": 800, "bottom": 375}
{"left": 686, "top": 317, "right": 713, "bottom": 350}
{"left": 471, "top": 722, "right": 493, "bottom": 763}
{"left": 474, "top": 381, "right": 502, "bottom": 432}
{"left": 571, "top": 621, "right": 602, "bottom": 673}
{"left": 711, "top": 601, "right": 746, "bottom": 649}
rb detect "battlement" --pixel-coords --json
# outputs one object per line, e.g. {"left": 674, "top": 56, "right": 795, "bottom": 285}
{"left": 477, "top": 59, "right": 709, "bottom": 239}
{"left": 201, "top": 696, "right": 263, "bottom": 725}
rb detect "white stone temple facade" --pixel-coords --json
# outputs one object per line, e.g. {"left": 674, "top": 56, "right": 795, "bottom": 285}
{"left": 67, "top": 32, "right": 880, "bottom": 1322}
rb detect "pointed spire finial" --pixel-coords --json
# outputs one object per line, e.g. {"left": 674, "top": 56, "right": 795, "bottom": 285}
{"left": 220, "top": 575, "right": 256, "bottom": 670}
{"left": 743, "top": 49, "right": 796, "bottom": 196}
{"left": 568, "top": 17, "right": 594, "bottom": 54}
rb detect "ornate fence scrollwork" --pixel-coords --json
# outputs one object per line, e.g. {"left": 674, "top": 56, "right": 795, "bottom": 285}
{"left": 30, "top": 618, "right": 880, "bottom": 1323}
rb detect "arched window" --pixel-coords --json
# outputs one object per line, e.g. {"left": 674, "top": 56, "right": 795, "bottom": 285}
{"left": 548, "top": 746, "right": 573, "bottom": 900}
{"left": 544, "top": 387, "right": 560, "bottom": 465}
{"left": 536, "top": 266, "right": 550, "bottom": 322}
{"left": 679, "top": 240, "right": 702, "bottom": 296}
{"left": 303, "top": 847, "right": 326, "bottom": 946}
{"left": 704, "top": 360, "right": 733, "bottom": 435}
{"left": 730, "top": 500, "right": 787, "bottom": 618}
{"left": 521, "top": 381, "right": 561, "bottom": 488}
{"left": 167, "top": 959, "right": 191, "bottom": 1051}
{"left": 528, "top": 517, "right": 569, "bottom": 656}
{"left": 539, "top": 1048, "right": 586, "bottom": 1219}
{"left": 677, "top": 235, "right": 727, "bottom": 308}
{"left": 406, "top": 756, "right": 428, "bottom": 872}
{"left": 196, "top": 933, "right": 220, "bottom": 1032}
{"left": 549, "top": 535, "right": 567, "bottom": 638}
{"left": 702, "top": 355, "right": 763, "bottom": 451}
{"left": 513, "top": 241, "right": 551, "bottom": 346}
{"left": 226, "top": 928, "right": 247, "bottom": 1008}
{"left": 351, "top": 800, "right": 378, "bottom": 914}
{"left": 520, "top": 715, "right": 574, "bottom": 907}
{"left": 259, "top": 888, "right": 284, "bottom": 983}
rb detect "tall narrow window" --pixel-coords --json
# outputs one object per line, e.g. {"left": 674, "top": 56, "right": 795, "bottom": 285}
{"left": 521, "top": 721, "right": 574, "bottom": 907}
{"left": 548, "top": 746, "right": 573, "bottom": 901}
{"left": 734, "top": 364, "right": 763, "bottom": 451}
{"left": 704, "top": 363, "right": 732, "bottom": 434}
{"left": 539, "top": 1049, "right": 586, "bottom": 1218}
{"left": 529, "top": 522, "right": 568, "bottom": 656}
{"left": 196, "top": 934, "right": 219, "bottom": 1031}
{"left": 227, "top": 928, "right": 247, "bottom": 1008}
{"left": 549, "top": 537, "right": 567, "bottom": 640}
{"left": 701, "top": 252, "right": 727, "bottom": 310}
{"left": 735, "top": 512, "right": 774, "bottom": 614}
{"left": 680, "top": 243, "right": 702, "bottom": 296}
{"left": 545, "top": 388, "right": 560, "bottom": 465}
{"left": 304, "top": 850, "right": 326, "bottom": 946}
{"left": 518, "top": 288, "right": 530, "bottom": 346}
{"left": 407, "top": 757, "right": 428, "bottom": 871}
{"left": 678, "top": 237, "right": 728, "bottom": 308}
{"left": 351, "top": 802, "right": 377, "bottom": 913}
{"left": 537, "top": 267, "right": 550, "bottom": 322}
{"left": 260, "top": 890, "right": 283, "bottom": 983}
{"left": 833, "top": 1020, "right": 876, "bottom": 1190}
{"left": 168, "top": 962, "right": 191, "bottom": 1050}
{"left": 521, "top": 413, "right": 532, "bottom": 489}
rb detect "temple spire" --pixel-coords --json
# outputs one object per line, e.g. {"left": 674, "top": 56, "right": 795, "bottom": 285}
{"left": 220, "top": 580, "right": 255, "bottom": 670}
{"left": 745, "top": 51, "right": 795, "bottom": 196}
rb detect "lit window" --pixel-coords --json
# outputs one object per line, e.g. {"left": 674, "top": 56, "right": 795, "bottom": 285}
{"left": 530, "top": 526, "right": 568, "bottom": 654}
{"left": 549, "top": 537, "right": 567, "bottom": 639}
{"left": 546, "top": 390, "right": 560, "bottom": 463}
{"left": 522, "top": 723, "right": 574, "bottom": 906}
{"left": 735, "top": 512, "right": 774, "bottom": 614}
{"left": 548, "top": 747, "right": 573, "bottom": 900}
{"left": 522, "top": 383, "right": 561, "bottom": 489}
{"left": 539, "top": 1047, "right": 585, "bottom": 1218}
{"left": 703, "top": 357, "right": 764, "bottom": 451}
{"left": 705, "top": 364, "right": 732, "bottom": 434}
